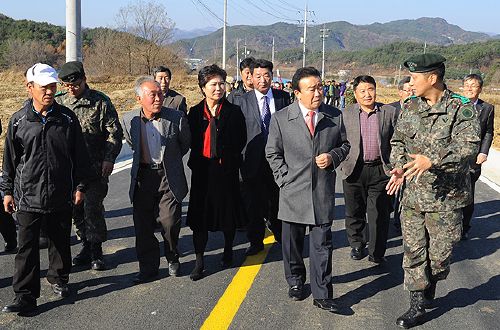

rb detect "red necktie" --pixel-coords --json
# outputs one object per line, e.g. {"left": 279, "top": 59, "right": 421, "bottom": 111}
{"left": 306, "top": 110, "right": 315, "bottom": 136}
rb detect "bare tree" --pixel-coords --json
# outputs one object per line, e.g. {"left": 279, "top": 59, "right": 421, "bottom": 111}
{"left": 3, "top": 39, "right": 62, "bottom": 69}
{"left": 116, "top": 0, "right": 175, "bottom": 74}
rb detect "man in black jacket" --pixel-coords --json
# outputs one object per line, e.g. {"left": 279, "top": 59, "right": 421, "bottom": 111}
{"left": 237, "top": 59, "right": 291, "bottom": 255}
{"left": 1, "top": 63, "right": 94, "bottom": 315}
{"left": 227, "top": 57, "right": 255, "bottom": 104}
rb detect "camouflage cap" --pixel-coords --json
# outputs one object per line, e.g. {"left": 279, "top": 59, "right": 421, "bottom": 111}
{"left": 58, "top": 61, "right": 85, "bottom": 83}
{"left": 403, "top": 53, "right": 446, "bottom": 73}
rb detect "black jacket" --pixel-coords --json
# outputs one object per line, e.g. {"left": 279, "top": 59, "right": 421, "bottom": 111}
{"left": 1, "top": 101, "right": 96, "bottom": 213}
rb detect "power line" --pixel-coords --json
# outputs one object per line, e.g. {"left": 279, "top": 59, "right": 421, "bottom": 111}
{"left": 195, "top": 0, "right": 227, "bottom": 25}
{"left": 189, "top": 0, "right": 219, "bottom": 28}
{"left": 276, "top": 0, "right": 302, "bottom": 11}
{"left": 246, "top": 0, "right": 300, "bottom": 23}
{"left": 260, "top": 0, "right": 299, "bottom": 14}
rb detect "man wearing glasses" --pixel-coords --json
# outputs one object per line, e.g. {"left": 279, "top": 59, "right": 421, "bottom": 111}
{"left": 55, "top": 61, "right": 123, "bottom": 271}
{"left": 461, "top": 74, "right": 495, "bottom": 240}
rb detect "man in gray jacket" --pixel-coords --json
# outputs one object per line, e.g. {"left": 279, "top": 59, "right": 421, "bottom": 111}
{"left": 121, "top": 77, "right": 190, "bottom": 283}
{"left": 266, "top": 67, "right": 350, "bottom": 312}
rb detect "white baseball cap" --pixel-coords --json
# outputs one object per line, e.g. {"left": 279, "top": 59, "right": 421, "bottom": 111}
{"left": 26, "top": 63, "right": 59, "bottom": 86}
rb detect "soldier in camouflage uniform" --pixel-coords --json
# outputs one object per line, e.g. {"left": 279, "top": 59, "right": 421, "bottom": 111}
{"left": 386, "top": 54, "right": 480, "bottom": 329}
{"left": 55, "top": 61, "right": 123, "bottom": 271}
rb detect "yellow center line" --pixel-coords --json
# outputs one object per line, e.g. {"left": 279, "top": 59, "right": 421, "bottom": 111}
{"left": 200, "top": 232, "right": 276, "bottom": 330}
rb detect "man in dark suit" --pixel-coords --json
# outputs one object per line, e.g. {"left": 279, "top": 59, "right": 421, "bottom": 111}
{"left": 153, "top": 66, "right": 188, "bottom": 114}
{"left": 121, "top": 77, "right": 190, "bottom": 283}
{"left": 461, "top": 74, "right": 495, "bottom": 240}
{"left": 227, "top": 57, "right": 255, "bottom": 104}
{"left": 339, "top": 75, "right": 399, "bottom": 264}
{"left": 238, "top": 59, "right": 291, "bottom": 255}
{"left": 266, "top": 67, "right": 350, "bottom": 312}
{"left": 388, "top": 76, "right": 412, "bottom": 112}
{"left": 387, "top": 76, "right": 413, "bottom": 231}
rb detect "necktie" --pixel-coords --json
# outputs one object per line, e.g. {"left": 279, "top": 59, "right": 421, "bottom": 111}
{"left": 261, "top": 95, "right": 271, "bottom": 133}
{"left": 306, "top": 110, "right": 315, "bottom": 136}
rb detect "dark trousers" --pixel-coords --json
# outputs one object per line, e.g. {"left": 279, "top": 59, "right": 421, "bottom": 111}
{"left": 193, "top": 229, "right": 235, "bottom": 254}
{"left": 133, "top": 168, "right": 181, "bottom": 276}
{"left": 343, "top": 162, "right": 391, "bottom": 259}
{"left": 0, "top": 206, "right": 17, "bottom": 245}
{"left": 13, "top": 210, "right": 72, "bottom": 299}
{"left": 462, "top": 169, "right": 481, "bottom": 234}
{"left": 282, "top": 221, "right": 333, "bottom": 299}
{"left": 73, "top": 177, "right": 109, "bottom": 244}
{"left": 242, "top": 163, "right": 280, "bottom": 245}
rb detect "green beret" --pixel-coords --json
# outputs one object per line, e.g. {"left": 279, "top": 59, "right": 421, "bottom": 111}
{"left": 403, "top": 53, "right": 446, "bottom": 73}
{"left": 58, "top": 61, "right": 85, "bottom": 83}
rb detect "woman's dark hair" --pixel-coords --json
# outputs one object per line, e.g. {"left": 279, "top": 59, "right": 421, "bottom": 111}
{"left": 353, "top": 75, "right": 376, "bottom": 91}
{"left": 198, "top": 64, "right": 227, "bottom": 90}
{"left": 291, "top": 67, "right": 321, "bottom": 91}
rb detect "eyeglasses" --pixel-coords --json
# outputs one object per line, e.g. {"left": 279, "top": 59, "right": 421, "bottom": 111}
{"left": 463, "top": 84, "right": 481, "bottom": 90}
{"left": 61, "top": 80, "right": 83, "bottom": 89}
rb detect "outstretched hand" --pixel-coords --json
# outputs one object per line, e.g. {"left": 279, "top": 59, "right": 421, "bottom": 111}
{"left": 402, "top": 154, "right": 431, "bottom": 182}
{"left": 386, "top": 168, "right": 404, "bottom": 195}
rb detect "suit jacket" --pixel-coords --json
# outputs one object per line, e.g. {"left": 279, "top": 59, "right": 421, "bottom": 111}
{"left": 121, "top": 107, "right": 190, "bottom": 203}
{"left": 265, "top": 102, "right": 350, "bottom": 225}
{"left": 339, "top": 102, "right": 399, "bottom": 179}
{"left": 387, "top": 100, "right": 402, "bottom": 112}
{"left": 239, "top": 88, "right": 291, "bottom": 179}
{"left": 163, "top": 89, "right": 187, "bottom": 114}
{"left": 475, "top": 99, "right": 494, "bottom": 155}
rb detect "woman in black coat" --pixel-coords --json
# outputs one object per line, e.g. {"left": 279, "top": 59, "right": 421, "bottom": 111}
{"left": 186, "top": 64, "right": 247, "bottom": 280}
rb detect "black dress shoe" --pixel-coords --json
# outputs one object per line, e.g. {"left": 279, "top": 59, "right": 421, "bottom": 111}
{"left": 132, "top": 273, "right": 158, "bottom": 284}
{"left": 313, "top": 299, "right": 340, "bottom": 313}
{"left": 51, "top": 283, "right": 70, "bottom": 298}
{"left": 91, "top": 259, "right": 106, "bottom": 271}
{"left": 245, "top": 244, "right": 264, "bottom": 256}
{"left": 288, "top": 285, "right": 304, "bottom": 301}
{"left": 368, "top": 255, "right": 387, "bottom": 264}
{"left": 350, "top": 247, "right": 366, "bottom": 260}
{"left": 4, "top": 241, "right": 18, "bottom": 254}
{"left": 2, "top": 297, "right": 37, "bottom": 314}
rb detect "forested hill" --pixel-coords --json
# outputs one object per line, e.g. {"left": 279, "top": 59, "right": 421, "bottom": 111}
{"left": 175, "top": 17, "right": 494, "bottom": 59}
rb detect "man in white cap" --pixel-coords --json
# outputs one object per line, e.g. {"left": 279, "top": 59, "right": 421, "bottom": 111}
{"left": 1, "top": 63, "right": 95, "bottom": 315}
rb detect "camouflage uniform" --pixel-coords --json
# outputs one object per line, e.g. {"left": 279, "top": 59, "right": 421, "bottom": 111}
{"left": 390, "top": 88, "right": 480, "bottom": 291}
{"left": 55, "top": 87, "right": 123, "bottom": 244}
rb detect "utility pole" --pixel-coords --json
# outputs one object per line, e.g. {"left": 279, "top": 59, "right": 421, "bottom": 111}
{"left": 272, "top": 37, "right": 275, "bottom": 64}
{"left": 244, "top": 38, "right": 247, "bottom": 57}
{"left": 236, "top": 39, "right": 240, "bottom": 81}
{"left": 423, "top": 41, "right": 427, "bottom": 54}
{"left": 320, "top": 25, "right": 330, "bottom": 80}
{"left": 66, "top": 0, "right": 82, "bottom": 62}
{"left": 302, "top": 2, "right": 308, "bottom": 67}
{"left": 222, "top": 0, "right": 227, "bottom": 69}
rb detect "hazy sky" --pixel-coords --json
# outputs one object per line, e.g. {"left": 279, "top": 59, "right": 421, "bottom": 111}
{"left": 1, "top": 0, "right": 499, "bottom": 34}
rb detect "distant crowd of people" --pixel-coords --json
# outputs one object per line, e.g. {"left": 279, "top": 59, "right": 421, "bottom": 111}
{"left": 0, "top": 53, "right": 494, "bottom": 329}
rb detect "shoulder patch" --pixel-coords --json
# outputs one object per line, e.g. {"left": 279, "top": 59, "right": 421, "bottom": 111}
{"left": 461, "top": 107, "right": 474, "bottom": 119}
{"left": 451, "top": 93, "right": 470, "bottom": 104}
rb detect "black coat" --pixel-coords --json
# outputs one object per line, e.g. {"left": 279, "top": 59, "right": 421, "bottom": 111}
{"left": 186, "top": 99, "right": 247, "bottom": 231}
{"left": 1, "top": 101, "right": 95, "bottom": 213}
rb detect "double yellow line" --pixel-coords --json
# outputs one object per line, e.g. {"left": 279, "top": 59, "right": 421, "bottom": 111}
{"left": 200, "top": 233, "right": 276, "bottom": 330}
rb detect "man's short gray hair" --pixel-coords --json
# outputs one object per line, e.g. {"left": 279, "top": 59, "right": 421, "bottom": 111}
{"left": 134, "top": 76, "right": 160, "bottom": 97}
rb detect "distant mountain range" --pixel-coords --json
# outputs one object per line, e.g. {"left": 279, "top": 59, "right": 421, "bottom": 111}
{"left": 171, "top": 27, "right": 217, "bottom": 42}
{"left": 174, "top": 17, "right": 495, "bottom": 59}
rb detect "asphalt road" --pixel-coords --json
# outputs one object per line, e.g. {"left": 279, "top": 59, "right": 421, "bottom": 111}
{"left": 0, "top": 152, "right": 498, "bottom": 329}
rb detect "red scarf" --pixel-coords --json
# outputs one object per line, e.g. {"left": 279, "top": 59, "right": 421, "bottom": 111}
{"left": 202, "top": 99, "right": 224, "bottom": 158}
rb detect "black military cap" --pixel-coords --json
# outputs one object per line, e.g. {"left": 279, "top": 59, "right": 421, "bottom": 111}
{"left": 58, "top": 61, "right": 86, "bottom": 83}
{"left": 403, "top": 53, "right": 446, "bottom": 73}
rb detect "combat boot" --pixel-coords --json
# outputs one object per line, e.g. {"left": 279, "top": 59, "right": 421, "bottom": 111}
{"left": 90, "top": 243, "right": 106, "bottom": 271}
{"left": 73, "top": 239, "right": 91, "bottom": 265}
{"left": 423, "top": 278, "right": 437, "bottom": 308}
{"left": 396, "top": 291, "right": 426, "bottom": 329}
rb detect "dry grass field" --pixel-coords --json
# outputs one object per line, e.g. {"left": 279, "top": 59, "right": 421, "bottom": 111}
{"left": 0, "top": 70, "right": 498, "bottom": 162}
